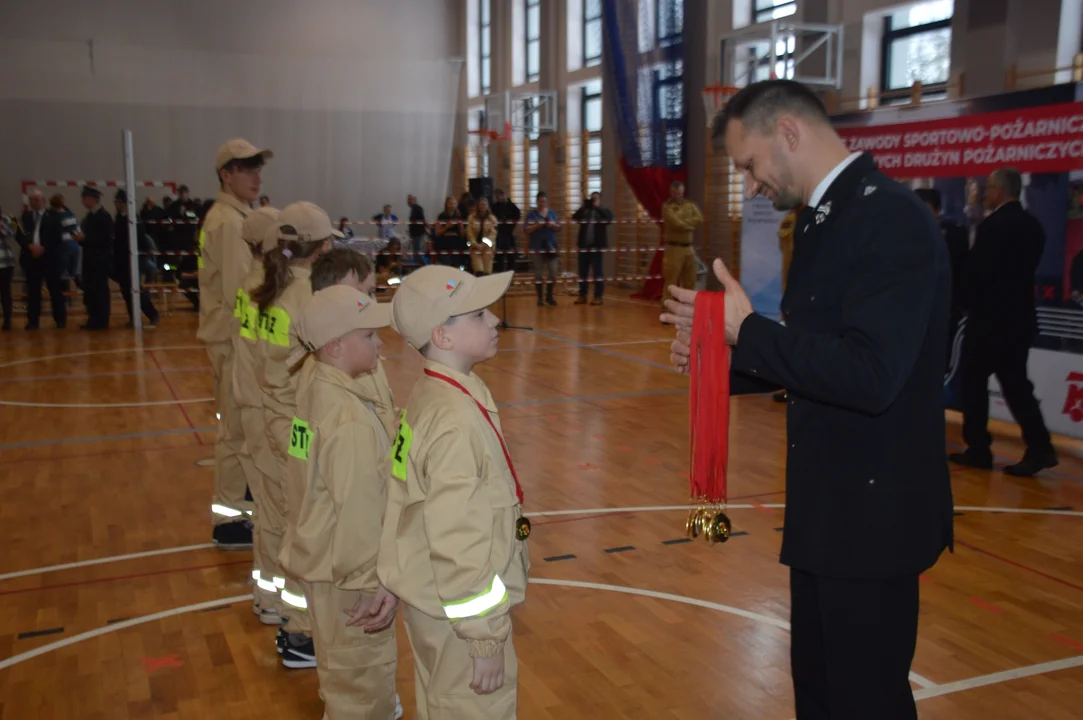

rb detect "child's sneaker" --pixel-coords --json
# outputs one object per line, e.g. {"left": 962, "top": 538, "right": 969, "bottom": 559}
{"left": 275, "top": 625, "right": 287, "bottom": 655}
{"left": 281, "top": 633, "right": 317, "bottom": 669}
{"left": 394, "top": 694, "right": 404, "bottom": 719}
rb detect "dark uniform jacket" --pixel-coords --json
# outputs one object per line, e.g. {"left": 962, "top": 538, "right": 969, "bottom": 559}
{"left": 729, "top": 153, "right": 954, "bottom": 579}
{"left": 16, "top": 209, "right": 64, "bottom": 267}
{"left": 81, "top": 206, "right": 115, "bottom": 274}
{"left": 940, "top": 219, "right": 968, "bottom": 317}
{"left": 572, "top": 202, "right": 614, "bottom": 249}
{"left": 964, "top": 200, "right": 1044, "bottom": 345}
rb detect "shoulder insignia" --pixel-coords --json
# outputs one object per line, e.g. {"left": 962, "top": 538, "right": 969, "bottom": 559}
{"left": 815, "top": 201, "right": 831, "bottom": 224}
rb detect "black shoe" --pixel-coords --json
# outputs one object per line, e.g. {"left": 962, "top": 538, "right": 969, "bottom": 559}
{"left": 281, "top": 634, "right": 317, "bottom": 669}
{"left": 24, "top": 323, "right": 38, "bottom": 331}
{"left": 55, "top": 322, "right": 65, "bottom": 329}
{"left": 212, "top": 521, "right": 253, "bottom": 549}
{"left": 276, "top": 625, "right": 287, "bottom": 655}
{"left": 773, "top": 391, "right": 787, "bottom": 403}
{"left": 546, "top": 297, "right": 558, "bottom": 306}
{"left": 537, "top": 298, "right": 544, "bottom": 306}
{"left": 2, "top": 322, "right": 10, "bottom": 332}
{"left": 948, "top": 450, "right": 994, "bottom": 470}
{"left": 1003, "top": 452, "right": 1059, "bottom": 477}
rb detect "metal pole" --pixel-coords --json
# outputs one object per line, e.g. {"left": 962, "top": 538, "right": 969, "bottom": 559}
{"left": 123, "top": 130, "right": 142, "bottom": 332}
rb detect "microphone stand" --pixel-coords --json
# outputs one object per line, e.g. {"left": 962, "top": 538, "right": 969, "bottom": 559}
{"left": 497, "top": 246, "right": 532, "bottom": 331}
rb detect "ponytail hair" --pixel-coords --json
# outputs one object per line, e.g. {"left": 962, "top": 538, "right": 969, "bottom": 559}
{"left": 252, "top": 236, "right": 326, "bottom": 311}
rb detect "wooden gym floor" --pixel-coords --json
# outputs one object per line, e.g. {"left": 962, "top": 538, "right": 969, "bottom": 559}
{"left": 0, "top": 290, "right": 1081, "bottom": 719}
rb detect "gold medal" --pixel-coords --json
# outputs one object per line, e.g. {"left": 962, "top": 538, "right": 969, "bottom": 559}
{"left": 705, "top": 512, "right": 731, "bottom": 545}
{"left": 515, "top": 516, "right": 531, "bottom": 541}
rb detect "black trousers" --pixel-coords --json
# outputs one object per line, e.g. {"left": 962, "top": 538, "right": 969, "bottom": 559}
{"left": 790, "top": 568, "right": 919, "bottom": 720}
{"left": 112, "top": 266, "right": 158, "bottom": 324}
{"left": 961, "top": 335, "right": 1053, "bottom": 457}
{"left": 578, "top": 249, "right": 605, "bottom": 298}
{"left": 493, "top": 235, "right": 517, "bottom": 273}
{"left": 0, "top": 266, "right": 12, "bottom": 327}
{"left": 82, "top": 259, "right": 112, "bottom": 328}
{"left": 24, "top": 257, "right": 66, "bottom": 328}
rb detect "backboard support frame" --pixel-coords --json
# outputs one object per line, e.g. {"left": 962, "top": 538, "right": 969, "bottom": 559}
{"left": 720, "top": 20, "right": 844, "bottom": 90}
{"left": 483, "top": 89, "right": 559, "bottom": 137}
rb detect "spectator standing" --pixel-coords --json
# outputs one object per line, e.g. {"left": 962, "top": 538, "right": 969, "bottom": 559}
{"left": 373, "top": 205, "right": 399, "bottom": 242}
{"left": 407, "top": 194, "right": 429, "bottom": 260}
{"left": 467, "top": 197, "right": 497, "bottom": 276}
{"left": 79, "top": 186, "right": 114, "bottom": 330}
{"left": 0, "top": 209, "right": 14, "bottom": 331}
{"left": 525, "top": 192, "right": 560, "bottom": 306}
{"left": 17, "top": 189, "right": 68, "bottom": 330}
{"left": 661, "top": 180, "right": 703, "bottom": 309}
{"left": 434, "top": 197, "right": 467, "bottom": 269}
{"left": 113, "top": 189, "right": 160, "bottom": 328}
{"left": 491, "top": 188, "right": 522, "bottom": 273}
{"left": 572, "top": 192, "right": 613, "bottom": 305}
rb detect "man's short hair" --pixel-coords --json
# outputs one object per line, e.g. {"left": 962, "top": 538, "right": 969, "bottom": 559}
{"left": 914, "top": 188, "right": 942, "bottom": 212}
{"left": 990, "top": 167, "right": 1023, "bottom": 199}
{"left": 711, "top": 79, "right": 830, "bottom": 143}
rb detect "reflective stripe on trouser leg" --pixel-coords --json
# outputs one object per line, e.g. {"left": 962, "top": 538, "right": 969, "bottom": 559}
{"left": 207, "top": 341, "right": 252, "bottom": 526}
{"left": 241, "top": 405, "right": 281, "bottom": 615}
{"left": 403, "top": 603, "right": 518, "bottom": 719}
{"left": 281, "top": 577, "right": 312, "bottom": 634}
{"left": 308, "top": 582, "right": 398, "bottom": 720}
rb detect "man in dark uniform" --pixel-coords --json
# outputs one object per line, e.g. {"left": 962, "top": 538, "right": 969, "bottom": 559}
{"left": 78, "top": 186, "right": 114, "bottom": 330}
{"left": 950, "top": 168, "right": 1057, "bottom": 477}
{"left": 113, "top": 189, "right": 160, "bottom": 328}
{"left": 915, "top": 188, "right": 968, "bottom": 370}
{"left": 17, "top": 189, "right": 68, "bottom": 330}
{"left": 491, "top": 188, "right": 522, "bottom": 273}
{"left": 664, "top": 80, "right": 954, "bottom": 720}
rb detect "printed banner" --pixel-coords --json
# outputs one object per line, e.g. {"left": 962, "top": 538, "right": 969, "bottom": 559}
{"left": 836, "top": 101, "right": 1083, "bottom": 178}
{"left": 738, "top": 196, "right": 786, "bottom": 321}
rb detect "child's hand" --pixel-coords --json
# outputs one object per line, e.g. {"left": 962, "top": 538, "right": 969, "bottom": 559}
{"left": 470, "top": 651, "right": 505, "bottom": 695}
{"left": 361, "top": 585, "right": 399, "bottom": 632}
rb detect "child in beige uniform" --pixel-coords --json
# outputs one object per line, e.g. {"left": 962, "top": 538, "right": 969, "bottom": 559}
{"left": 252, "top": 201, "right": 342, "bottom": 668}
{"left": 281, "top": 285, "right": 403, "bottom": 720}
{"left": 232, "top": 206, "right": 281, "bottom": 623}
{"left": 379, "top": 265, "right": 530, "bottom": 719}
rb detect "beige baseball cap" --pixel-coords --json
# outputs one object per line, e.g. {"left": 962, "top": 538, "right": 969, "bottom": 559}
{"left": 278, "top": 201, "right": 345, "bottom": 243}
{"left": 288, "top": 285, "right": 392, "bottom": 366}
{"left": 215, "top": 138, "right": 274, "bottom": 170}
{"left": 391, "top": 265, "right": 513, "bottom": 350}
{"left": 241, "top": 206, "right": 280, "bottom": 252}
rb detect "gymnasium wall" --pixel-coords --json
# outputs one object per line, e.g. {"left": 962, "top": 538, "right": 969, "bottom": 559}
{"left": 0, "top": 0, "right": 464, "bottom": 222}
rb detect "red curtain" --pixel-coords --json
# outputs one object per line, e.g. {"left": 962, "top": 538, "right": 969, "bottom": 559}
{"left": 621, "top": 160, "right": 686, "bottom": 301}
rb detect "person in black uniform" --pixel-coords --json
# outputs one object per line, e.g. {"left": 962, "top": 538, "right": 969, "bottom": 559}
{"left": 572, "top": 191, "right": 614, "bottom": 304}
{"left": 78, "top": 186, "right": 114, "bottom": 330}
{"left": 915, "top": 188, "right": 968, "bottom": 369}
{"left": 112, "top": 189, "right": 160, "bottom": 328}
{"left": 664, "top": 80, "right": 954, "bottom": 720}
{"left": 16, "top": 189, "right": 67, "bottom": 330}
{"left": 949, "top": 168, "right": 1058, "bottom": 477}
{"left": 491, "top": 188, "right": 522, "bottom": 273}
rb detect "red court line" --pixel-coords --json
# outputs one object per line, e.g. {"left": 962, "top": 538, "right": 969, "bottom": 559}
{"left": 969, "top": 597, "right": 1004, "bottom": 614}
{"left": 148, "top": 350, "right": 204, "bottom": 445}
{"left": 0, "top": 559, "right": 250, "bottom": 597}
{"left": 1052, "top": 633, "right": 1083, "bottom": 651}
{"left": 955, "top": 539, "right": 1083, "bottom": 594}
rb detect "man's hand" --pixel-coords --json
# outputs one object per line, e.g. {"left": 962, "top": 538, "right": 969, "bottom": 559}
{"left": 471, "top": 651, "right": 505, "bottom": 695}
{"left": 660, "top": 259, "right": 754, "bottom": 372}
{"left": 29, "top": 245, "right": 44, "bottom": 259}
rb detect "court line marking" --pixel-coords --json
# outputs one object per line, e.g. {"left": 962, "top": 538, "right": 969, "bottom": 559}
{"left": 0, "top": 345, "right": 206, "bottom": 370}
{"left": 0, "top": 544, "right": 217, "bottom": 581}
{"left": 0, "top": 594, "right": 253, "bottom": 672}
{"left": 0, "top": 366, "right": 212, "bottom": 385}
{"left": 4, "top": 504, "right": 1079, "bottom": 582}
{"left": 0, "top": 426, "right": 216, "bottom": 451}
{"left": 0, "top": 397, "right": 213, "bottom": 408}
{"left": 528, "top": 328, "right": 677, "bottom": 372}
{"left": 909, "top": 654, "right": 1083, "bottom": 700}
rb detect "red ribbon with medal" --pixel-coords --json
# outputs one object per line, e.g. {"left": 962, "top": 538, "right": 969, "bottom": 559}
{"left": 424, "top": 369, "right": 531, "bottom": 541}
{"left": 686, "top": 292, "right": 732, "bottom": 544}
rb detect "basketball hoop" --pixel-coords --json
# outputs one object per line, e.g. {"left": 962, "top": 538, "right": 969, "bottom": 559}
{"left": 702, "top": 85, "right": 740, "bottom": 126}
{"left": 467, "top": 121, "right": 513, "bottom": 147}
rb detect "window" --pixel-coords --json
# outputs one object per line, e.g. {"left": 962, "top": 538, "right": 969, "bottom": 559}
{"left": 582, "top": 80, "right": 603, "bottom": 195}
{"left": 480, "top": 0, "right": 491, "bottom": 96}
{"left": 744, "top": 33, "right": 795, "bottom": 83}
{"left": 881, "top": 0, "right": 952, "bottom": 96}
{"left": 657, "top": 0, "right": 684, "bottom": 47}
{"left": 754, "top": 0, "right": 796, "bottom": 23}
{"left": 654, "top": 60, "right": 684, "bottom": 168}
{"left": 526, "top": 0, "right": 541, "bottom": 82}
{"left": 584, "top": 0, "right": 602, "bottom": 68}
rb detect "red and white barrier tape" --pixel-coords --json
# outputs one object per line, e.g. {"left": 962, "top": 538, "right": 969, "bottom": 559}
{"left": 138, "top": 246, "right": 668, "bottom": 258}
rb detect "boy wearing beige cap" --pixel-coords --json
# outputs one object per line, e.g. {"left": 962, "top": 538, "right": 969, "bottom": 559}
{"left": 280, "top": 285, "right": 402, "bottom": 720}
{"left": 253, "top": 201, "right": 342, "bottom": 668}
{"left": 200, "top": 137, "right": 273, "bottom": 550}
{"left": 232, "top": 206, "right": 283, "bottom": 623}
{"left": 379, "top": 265, "right": 530, "bottom": 719}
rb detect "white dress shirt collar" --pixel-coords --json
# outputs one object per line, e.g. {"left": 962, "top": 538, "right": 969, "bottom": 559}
{"left": 809, "top": 152, "right": 862, "bottom": 208}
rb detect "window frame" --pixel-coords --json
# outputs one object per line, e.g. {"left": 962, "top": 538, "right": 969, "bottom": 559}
{"left": 652, "top": 61, "right": 684, "bottom": 169}
{"left": 479, "top": 0, "right": 491, "bottom": 96}
{"left": 656, "top": 0, "right": 683, "bottom": 48}
{"left": 526, "top": 0, "right": 541, "bottom": 83}
{"left": 753, "top": 0, "right": 797, "bottom": 24}
{"left": 879, "top": 11, "right": 952, "bottom": 97}
{"left": 581, "top": 82, "right": 604, "bottom": 194}
{"left": 583, "top": 0, "right": 602, "bottom": 68}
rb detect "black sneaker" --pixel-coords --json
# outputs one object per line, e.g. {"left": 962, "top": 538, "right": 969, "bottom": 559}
{"left": 275, "top": 625, "right": 287, "bottom": 655}
{"left": 212, "top": 521, "right": 253, "bottom": 549}
{"left": 1003, "top": 452, "right": 1059, "bottom": 477}
{"left": 948, "top": 450, "right": 993, "bottom": 470}
{"left": 281, "top": 633, "right": 317, "bottom": 669}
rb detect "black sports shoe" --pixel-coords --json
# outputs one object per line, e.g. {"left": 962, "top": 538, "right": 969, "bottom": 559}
{"left": 212, "top": 521, "right": 253, "bottom": 550}
{"left": 948, "top": 450, "right": 993, "bottom": 470}
{"left": 281, "top": 633, "right": 317, "bottom": 669}
{"left": 275, "top": 625, "right": 287, "bottom": 655}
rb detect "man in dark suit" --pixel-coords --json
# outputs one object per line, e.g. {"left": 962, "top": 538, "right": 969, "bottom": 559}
{"left": 16, "top": 189, "right": 67, "bottom": 330}
{"left": 915, "top": 188, "right": 968, "bottom": 370}
{"left": 663, "top": 80, "right": 954, "bottom": 720}
{"left": 78, "top": 186, "right": 114, "bottom": 330}
{"left": 950, "top": 168, "right": 1057, "bottom": 477}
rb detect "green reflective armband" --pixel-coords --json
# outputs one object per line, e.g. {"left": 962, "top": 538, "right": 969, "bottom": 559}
{"left": 260, "top": 306, "right": 291, "bottom": 347}
{"left": 289, "top": 417, "right": 312, "bottom": 461}
{"left": 196, "top": 228, "right": 205, "bottom": 269}
{"left": 391, "top": 412, "right": 412, "bottom": 482}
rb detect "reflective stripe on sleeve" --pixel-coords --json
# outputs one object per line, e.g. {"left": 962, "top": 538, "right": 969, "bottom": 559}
{"left": 442, "top": 574, "right": 508, "bottom": 620}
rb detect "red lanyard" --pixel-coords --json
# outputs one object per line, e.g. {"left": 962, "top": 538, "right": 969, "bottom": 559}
{"left": 424, "top": 369, "right": 524, "bottom": 505}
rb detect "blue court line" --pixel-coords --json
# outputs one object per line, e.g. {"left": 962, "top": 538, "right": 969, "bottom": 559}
{"left": 0, "top": 426, "right": 216, "bottom": 451}
{"left": 527, "top": 328, "right": 677, "bottom": 372}
{"left": 0, "top": 366, "right": 211, "bottom": 385}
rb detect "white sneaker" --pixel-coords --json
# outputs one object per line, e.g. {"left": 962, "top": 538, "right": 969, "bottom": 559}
{"left": 258, "top": 608, "right": 281, "bottom": 626}
{"left": 393, "top": 694, "right": 404, "bottom": 720}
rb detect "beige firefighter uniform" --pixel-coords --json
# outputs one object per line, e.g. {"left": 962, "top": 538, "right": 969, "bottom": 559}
{"left": 280, "top": 359, "right": 398, "bottom": 720}
{"left": 661, "top": 198, "right": 703, "bottom": 308}
{"left": 258, "top": 265, "right": 314, "bottom": 634}
{"left": 200, "top": 189, "right": 258, "bottom": 525}
{"left": 378, "top": 360, "right": 530, "bottom": 720}
{"left": 234, "top": 261, "right": 283, "bottom": 611}
{"left": 466, "top": 212, "right": 496, "bottom": 275}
